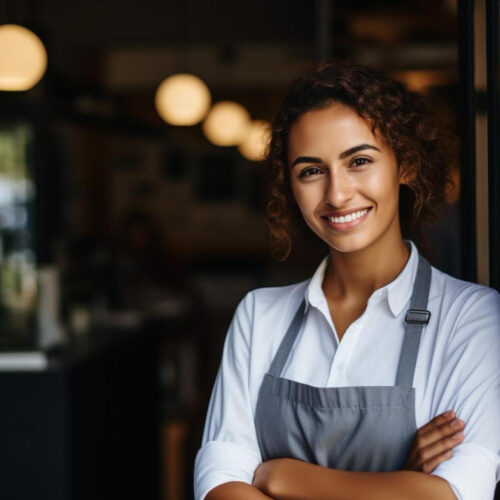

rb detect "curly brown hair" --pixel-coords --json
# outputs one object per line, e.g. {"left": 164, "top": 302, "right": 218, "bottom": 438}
{"left": 263, "top": 58, "right": 458, "bottom": 261}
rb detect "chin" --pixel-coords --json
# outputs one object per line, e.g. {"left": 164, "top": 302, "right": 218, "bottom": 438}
{"left": 326, "top": 239, "right": 370, "bottom": 254}
{"left": 322, "top": 227, "right": 384, "bottom": 255}
{"left": 310, "top": 229, "right": 371, "bottom": 254}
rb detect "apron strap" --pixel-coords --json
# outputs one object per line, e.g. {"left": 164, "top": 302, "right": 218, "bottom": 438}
{"left": 267, "top": 253, "right": 432, "bottom": 386}
{"left": 395, "top": 255, "right": 432, "bottom": 387}
{"left": 268, "top": 297, "right": 306, "bottom": 377}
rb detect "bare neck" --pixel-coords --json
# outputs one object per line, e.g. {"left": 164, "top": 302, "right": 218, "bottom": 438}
{"left": 322, "top": 237, "right": 410, "bottom": 304}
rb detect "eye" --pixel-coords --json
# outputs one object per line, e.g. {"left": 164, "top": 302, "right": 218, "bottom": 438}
{"left": 350, "top": 157, "right": 372, "bottom": 168}
{"left": 298, "top": 166, "right": 323, "bottom": 178}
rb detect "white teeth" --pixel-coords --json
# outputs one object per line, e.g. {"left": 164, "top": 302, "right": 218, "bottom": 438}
{"left": 328, "top": 208, "right": 369, "bottom": 224}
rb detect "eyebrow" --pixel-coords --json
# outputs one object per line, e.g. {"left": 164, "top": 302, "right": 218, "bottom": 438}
{"left": 290, "top": 143, "right": 381, "bottom": 168}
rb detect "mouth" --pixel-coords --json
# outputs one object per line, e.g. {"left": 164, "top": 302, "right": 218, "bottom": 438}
{"left": 321, "top": 207, "right": 372, "bottom": 231}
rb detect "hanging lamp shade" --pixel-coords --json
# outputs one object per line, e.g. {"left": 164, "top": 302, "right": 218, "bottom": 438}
{"left": 155, "top": 73, "right": 211, "bottom": 126}
{"left": 238, "top": 120, "right": 271, "bottom": 161}
{"left": 202, "top": 101, "right": 251, "bottom": 146}
{"left": 0, "top": 24, "right": 48, "bottom": 91}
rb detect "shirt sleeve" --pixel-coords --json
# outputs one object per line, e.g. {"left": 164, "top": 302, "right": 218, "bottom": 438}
{"left": 193, "top": 292, "right": 263, "bottom": 500}
{"left": 430, "top": 287, "right": 500, "bottom": 500}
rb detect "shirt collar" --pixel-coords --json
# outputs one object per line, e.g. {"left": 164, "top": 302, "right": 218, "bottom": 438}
{"left": 305, "top": 239, "right": 419, "bottom": 318}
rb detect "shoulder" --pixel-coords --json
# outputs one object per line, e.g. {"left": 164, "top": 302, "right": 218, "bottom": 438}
{"left": 228, "top": 278, "right": 309, "bottom": 346}
{"left": 430, "top": 265, "right": 500, "bottom": 351}
{"left": 235, "top": 278, "right": 309, "bottom": 324}
{"left": 430, "top": 265, "right": 500, "bottom": 314}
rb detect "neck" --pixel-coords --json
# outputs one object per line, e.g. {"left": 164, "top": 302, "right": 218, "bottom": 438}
{"left": 322, "top": 232, "right": 410, "bottom": 303}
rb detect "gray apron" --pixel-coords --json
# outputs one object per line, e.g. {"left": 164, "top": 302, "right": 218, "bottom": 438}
{"left": 254, "top": 255, "right": 432, "bottom": 472}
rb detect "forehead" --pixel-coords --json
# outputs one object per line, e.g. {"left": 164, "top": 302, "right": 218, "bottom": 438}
{"left": 287, "top": 103, "right": 382, "bottom": 158}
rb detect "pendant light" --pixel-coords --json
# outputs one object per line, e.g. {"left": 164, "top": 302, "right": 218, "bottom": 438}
{"left": 0, "top": 24, "right": 47, "bottom": 91}
{"left": 155, "top": 73, "right": 211, "bottom": 125}
{"left": 202, "top": 101, "right": 251, "bottom": 147}
{"left": 154, "top": 0, "right": 211, "bottom": 126}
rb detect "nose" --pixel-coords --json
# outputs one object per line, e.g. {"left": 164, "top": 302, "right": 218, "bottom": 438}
{"left": 324, "top": 168, "right": 354, "bottom": 207}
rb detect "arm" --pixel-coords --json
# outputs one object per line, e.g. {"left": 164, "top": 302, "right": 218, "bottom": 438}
{"left": 206, "top": 481, "right": 274, "bottom": 500}
{"left": 252, "top": 412, "right": 466, "bottom": 499}
{"left": 194, "top": 292, "right": 264, "bottom": 500}
{"left": 253, "top": 458, "right": 456, "bottom": 500}
{"left": 428, "top": 287, "right": 500, "bottom": 500}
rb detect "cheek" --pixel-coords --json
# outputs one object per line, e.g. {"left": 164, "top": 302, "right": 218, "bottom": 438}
{"left": 291, "top": 183, "right": 320, "bottom": 216}
{"left": 363, "top": 171, "right": 399, "bottom": 205}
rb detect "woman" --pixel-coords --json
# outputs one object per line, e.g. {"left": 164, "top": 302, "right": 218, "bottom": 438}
{"left": 194, "top": 59, "right": 500, "bottom": 500}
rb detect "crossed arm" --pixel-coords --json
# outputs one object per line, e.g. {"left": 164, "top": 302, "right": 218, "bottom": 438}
{"left": 206, "top": 411, "right": 464, "bottom": 500}
{"left": 254, "top": 458, "right": 456, "bottom": 500}
{"left": 207, "top": 462, "right": 456, "bottom": 500}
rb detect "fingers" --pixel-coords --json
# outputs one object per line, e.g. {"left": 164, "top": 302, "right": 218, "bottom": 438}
{"left": 419, "top": 449, "right": 454, "bottom": 474}
{"left": 416, "top": 410, "right": 456, "bottom": 436}
{"left": 415, "top": 413, "right": 466, "bottom": 451}
{"left": 405, "top": 411, "right": 466, "bottom": 468}
{"left": 413, "top": 428, "right": 465, "bottom": 468}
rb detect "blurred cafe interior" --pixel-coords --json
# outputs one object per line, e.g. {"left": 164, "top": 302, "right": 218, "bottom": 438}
{"left": 0, "top": 0, "right": 499, "bottom": 499}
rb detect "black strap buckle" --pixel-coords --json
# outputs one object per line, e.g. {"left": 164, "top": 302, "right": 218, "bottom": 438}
{"left": 405, "top": 309, "right": 431, "bottom": 325}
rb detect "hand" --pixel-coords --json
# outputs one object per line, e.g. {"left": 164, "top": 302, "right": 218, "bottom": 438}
{"left": 403, "top": 410, "right": 465, "bottom": 473}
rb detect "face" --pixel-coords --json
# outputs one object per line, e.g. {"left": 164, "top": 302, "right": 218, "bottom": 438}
{"left": 288, "top": 102, "right": 405, "bottom": 255}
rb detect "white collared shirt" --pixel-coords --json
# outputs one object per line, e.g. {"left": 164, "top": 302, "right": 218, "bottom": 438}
{"left": 194, "top": 240, "right": 500, "bottom": 500}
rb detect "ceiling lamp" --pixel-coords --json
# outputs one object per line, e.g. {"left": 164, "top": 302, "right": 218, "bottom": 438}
{"left": 0, "top": 24, "right": 48, "bottom": 91}
{"left": 202, "top": 101, "right": 251, "bottom": 146}
{"left": 238, "top": 120, "right": 271, "bottom": 161}
{"left": 155, "top": 73, "right": 211, "bottom": 126}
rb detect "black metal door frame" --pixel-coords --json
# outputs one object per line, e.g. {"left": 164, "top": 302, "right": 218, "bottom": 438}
{"left": 486, "top": 0, "right": 500, "bottom": 291}
{"left": 458, "top": 0, "right": 500, "bottom": 291}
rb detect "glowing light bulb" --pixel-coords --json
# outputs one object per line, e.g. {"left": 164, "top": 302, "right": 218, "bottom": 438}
{"left": 202, "top": 101, "right": 251, "bottom": 146}
{"left": 155, "top": 73, "right": 211, "bottom": 125}
{"left": 0, "top": 24, "right": 48, "bottom": 91}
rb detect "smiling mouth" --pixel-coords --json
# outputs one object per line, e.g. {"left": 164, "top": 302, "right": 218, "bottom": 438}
{"left": 322, "top": 207, "right": 372, "bottom": 223}
{"left": 321, "top": 207, "right": 372, "bottom": 229}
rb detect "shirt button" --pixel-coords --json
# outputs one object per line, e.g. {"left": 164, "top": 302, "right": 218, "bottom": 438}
{"left": 337, "top": 362, "right": 345, "bottom": 371}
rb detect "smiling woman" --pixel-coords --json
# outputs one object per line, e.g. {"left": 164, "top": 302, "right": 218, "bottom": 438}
{"left": 288, "top": 103, "right": 404, "bottom": 258}
{"left": 194, "top": 59, "right": 500, "bottom": 500}
{"left": 265, "top": 60, "right": 457, "bottom": 263}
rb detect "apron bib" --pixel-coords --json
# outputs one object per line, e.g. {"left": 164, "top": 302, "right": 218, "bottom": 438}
{"left": 254, "top": 255, "right": 432, "bottom": 472}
